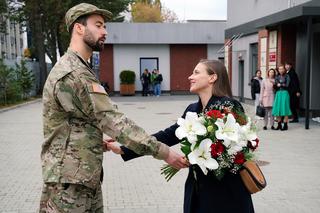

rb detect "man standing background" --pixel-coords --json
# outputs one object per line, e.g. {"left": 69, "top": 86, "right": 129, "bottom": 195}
{"left": 285, "top": 62, "right": 301, "bottom": 123}
{"left": 39, "top": 3, "right": 188, "bottom": 212}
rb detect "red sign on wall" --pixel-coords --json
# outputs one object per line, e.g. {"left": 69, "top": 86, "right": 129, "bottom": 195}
{"left": 269, "top": 52, "right": 276, "bottom": 62}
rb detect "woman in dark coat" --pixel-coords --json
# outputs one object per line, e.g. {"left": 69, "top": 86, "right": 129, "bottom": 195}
{"left": 107, "top": 59, "right": 254, "bottom": 213}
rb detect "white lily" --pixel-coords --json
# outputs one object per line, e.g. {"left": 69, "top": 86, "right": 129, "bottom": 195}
{"left": 240, "top": 117, "right": 257, "bottom": 145}
{"left": 188, "top": 139, "right": 219, "bottom": 175}
{"left": 175, "top": 112, "right": 207, "bottom": 143}
{"left": 227, "top": 142, "right": 244, "bottom": 155}
{"left": 215, "top": 113, "right": 240, "bottom": 142}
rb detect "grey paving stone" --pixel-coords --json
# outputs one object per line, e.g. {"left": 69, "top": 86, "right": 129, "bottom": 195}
{"left": 0, "top": 96, "right": 320, "bottom": 212}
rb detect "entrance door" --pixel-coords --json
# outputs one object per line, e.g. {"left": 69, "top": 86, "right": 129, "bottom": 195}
{"left": 250, "top": 43, "right": 258, "bottom": 79}
{"left": 140, "top": 58, "right": 159, "bottom": 77}
{"left": 311, "top": 32, "right": 320, "bottom": 109}
{"left": 239, "top": 60, "right": 244, "bottom": 102}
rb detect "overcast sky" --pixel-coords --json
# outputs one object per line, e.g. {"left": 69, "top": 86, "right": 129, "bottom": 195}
{"left": 161, "top": 0, "right": 227, "bottom": 21}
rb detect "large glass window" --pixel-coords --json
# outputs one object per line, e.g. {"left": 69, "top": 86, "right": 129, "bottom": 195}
{"left": 139, "top": 58, "right": 159, "bottom": 77}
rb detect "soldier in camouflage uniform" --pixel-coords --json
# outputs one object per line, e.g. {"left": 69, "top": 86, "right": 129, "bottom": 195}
{"left": 39, "top": 3, "right": 188, "bottom": 212}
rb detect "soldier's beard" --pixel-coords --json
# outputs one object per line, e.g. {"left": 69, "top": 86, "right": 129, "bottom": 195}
{"left": 83, "top": 30, "right": 104, "bottom": 52}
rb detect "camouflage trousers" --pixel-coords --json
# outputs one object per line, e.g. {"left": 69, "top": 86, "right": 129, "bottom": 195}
{"left": 39, "top": 183, "right": 103, "bottom": 213}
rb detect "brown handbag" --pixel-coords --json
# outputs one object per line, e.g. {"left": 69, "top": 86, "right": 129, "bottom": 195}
{"left": 240, "top": 161, "right": 267, "bottom": 194}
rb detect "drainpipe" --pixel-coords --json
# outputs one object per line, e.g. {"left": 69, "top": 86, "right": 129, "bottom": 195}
{"left": 305, "top": 17, "right": 312, "bottom": 129}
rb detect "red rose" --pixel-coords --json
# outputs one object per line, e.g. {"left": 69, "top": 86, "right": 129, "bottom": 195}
{"left": 234, "top": 152, "right": 245, "bottom": 165}
{"left": 248, "top": 138, "right": 259, "bottom": 150}
{"left": 211, "top": 141, "right": 225, "bottom": 158}
{"left": 207, "top": 110, "right": 223, "bottom": 119}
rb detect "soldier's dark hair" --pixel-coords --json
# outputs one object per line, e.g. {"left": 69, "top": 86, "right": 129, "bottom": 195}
{"left": 69, "top": 15, "right": 89, "bottom": 35}
{"left": 199, "top": 59, "right": 233, "bottom": 97}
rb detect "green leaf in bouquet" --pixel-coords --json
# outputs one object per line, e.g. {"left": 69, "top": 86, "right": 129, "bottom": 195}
{"left": 161, "top": 164, "right": 179, "bottom": 182}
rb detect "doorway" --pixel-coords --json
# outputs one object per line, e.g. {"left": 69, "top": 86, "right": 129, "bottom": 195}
{"left": 140, "top": 58, "right": 159, "bottom": 77}
{"left": 250, "top": 43, "right": 258, "bottom": 80}
{"left": 238, "top": 60, "right": 245, "bottom": 102}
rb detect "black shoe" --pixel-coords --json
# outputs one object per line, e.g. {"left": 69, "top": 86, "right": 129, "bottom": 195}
{"left": 275, "top": 122, "right": 282, "bottom": 130}
{"left": 263, "top": 126, "right": 267, "bottom": 130}
{"left": 271, "top": 126, "right": 275, "bottom": 130}
{"left": 289, "top": 119, "right": 299, "bottom": 123}
{"left": 281, "top": 123, "right": 288, "bottom": 131}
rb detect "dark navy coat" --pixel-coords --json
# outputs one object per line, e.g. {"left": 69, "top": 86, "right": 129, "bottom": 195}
{"left": 120, "top": 96, "right": 254, "bottom": 213}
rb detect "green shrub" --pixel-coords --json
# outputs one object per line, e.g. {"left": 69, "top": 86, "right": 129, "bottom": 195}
{"left": 15, "top": 60, "right": 35, "bottom": 99}
{"left": 0, "top": 59, "right": 35, "bottom": 105}
{"left": 0, "top": 62, "right": 21, "bottom": 105}
{"left": 119, "top": 70, "right": 136, "bottom": 84}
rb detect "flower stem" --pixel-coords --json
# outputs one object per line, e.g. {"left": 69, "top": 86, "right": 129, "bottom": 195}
{"left": 161, "top": 164, "right": 179, "bottom": 182}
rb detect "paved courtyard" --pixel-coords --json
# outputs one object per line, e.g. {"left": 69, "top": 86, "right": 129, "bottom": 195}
{"left": 0, "top": 95, "right": 320, "bottom": 213}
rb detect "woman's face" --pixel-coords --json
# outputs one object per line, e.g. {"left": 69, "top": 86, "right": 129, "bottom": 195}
{"left": 278, "top": 66, "right": 285, "bottom": 75}
{"left": 256, "top": 71, "right": 262, "bottom": 78}
{"left": 188, "top": 63, "right": 215, "bottom": 93}
{"left": 269, "top": 70, "right": 275, "bottom": 78}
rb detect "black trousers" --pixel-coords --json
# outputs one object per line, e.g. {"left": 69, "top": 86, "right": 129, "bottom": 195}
{"left": 142, "top": 83, "right": 149, "bottom": 96}
{"left": 290, "top": 93, "right": 299, "bottom": 120}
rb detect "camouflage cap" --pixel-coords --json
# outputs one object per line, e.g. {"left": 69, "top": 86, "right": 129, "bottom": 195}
{"left": 65, "top": 3, "right": 112, "bottom": 32}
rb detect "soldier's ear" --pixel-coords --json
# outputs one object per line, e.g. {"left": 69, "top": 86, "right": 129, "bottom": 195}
{"left": 74, "top": 23, "right": 85, "bottom": 35}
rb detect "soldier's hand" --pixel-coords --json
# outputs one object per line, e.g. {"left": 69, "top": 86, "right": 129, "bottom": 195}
{"left": 164, "top": 148, "right": 189, "bottom": 169}
{"left": 103, "top": 139, "right": 124, "bottom": 154}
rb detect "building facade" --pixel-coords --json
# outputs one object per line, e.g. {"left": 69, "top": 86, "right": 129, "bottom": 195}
{"left": 226, "top": 0, "right": 320, "bottom": 127}
{"left": 0, "top": 16, "right": 25, "bottom": 60}
{"left": 99, "top": 22, "right": 226, "bottom": 93}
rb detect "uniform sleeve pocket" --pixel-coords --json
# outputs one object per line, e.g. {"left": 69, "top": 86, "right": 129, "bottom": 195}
{"left": 88, "top": 82, "right": 115, "bottom": 113}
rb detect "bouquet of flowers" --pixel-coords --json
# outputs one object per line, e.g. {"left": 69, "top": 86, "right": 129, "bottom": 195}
{"left": 161, "top": 104, "right": 259, "bottom": 181}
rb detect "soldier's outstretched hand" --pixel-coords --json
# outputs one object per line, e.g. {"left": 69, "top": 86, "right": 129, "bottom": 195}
{"left": 104, "top": 140, "right": 124, "bottom": 154}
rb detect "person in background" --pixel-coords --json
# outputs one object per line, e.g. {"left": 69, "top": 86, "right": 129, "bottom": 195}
{"left": 272, "top": 64, "right": 292, "bottom": 131}
{"left": 141, "top": 68, "right": 150, "bottom": 96}
{"left": 259, "top": 68, "right": 276, "bottom": 130}
{"left": 150, "top": 69, "right": 157, "bottom": 96}
{"left": 251, "top": 70, "right": 263, "bottom": 115}
{"left": 153, "top": 69, "right": 163, "bottom": 97}
{"left": 285, "top": 62, "right": 301, "bottom": 123}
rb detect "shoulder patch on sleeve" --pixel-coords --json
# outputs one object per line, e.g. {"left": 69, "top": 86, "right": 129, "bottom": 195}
{"left": 91, "top": 83, "right": 107, "bottom": 95}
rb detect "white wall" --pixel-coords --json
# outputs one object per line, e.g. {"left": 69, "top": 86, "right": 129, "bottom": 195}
{"left": 106, "top": 22, "right": 226, "bottom": 44}
{"left": 227, "top": 0, "right": 311, "bottom": 28}
{"left": 207, "top": 44, "right": 224, "bottom": 60}
{"left": 231, "top": 34, "right": 258, "bottom": 98}
{"left": 113, "top": 44, "right": 170, "bottom": 91}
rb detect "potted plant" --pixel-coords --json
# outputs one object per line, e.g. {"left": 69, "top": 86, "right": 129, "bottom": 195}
{"left": 119, "top": 70, "right": 136, "bottom": 95}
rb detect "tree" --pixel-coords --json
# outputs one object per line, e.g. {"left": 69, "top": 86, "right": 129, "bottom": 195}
{"left": 15, "top": 60, "right": 34, "bottom": 99}
{"left": 161, "top": 7, "right": 179, "bottom": 23}
{"left": 0, "top": 59, "right": 21, "bottom": 104}
{"left": 0, "top": 0, "right": 8, "bottom": 33}
{"left": 131, "top": 0, "right": 178, "bottom": 23}
{"left": 131, "top": 0, "right": 162, "bottom": 22}
{"left": 6, "top": 0, "right": 132, "bottom": 94}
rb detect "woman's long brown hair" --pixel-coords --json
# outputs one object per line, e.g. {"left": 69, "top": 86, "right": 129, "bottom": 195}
{"left": 199, "top": 59, "right": 233, "bottom": 97}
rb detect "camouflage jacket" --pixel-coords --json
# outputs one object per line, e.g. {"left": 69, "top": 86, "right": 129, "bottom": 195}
{"left": 42, "top": 49, "right": 169, "bottom": 189}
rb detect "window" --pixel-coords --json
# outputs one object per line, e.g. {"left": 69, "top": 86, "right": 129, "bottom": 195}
{"left": 140, "top": 58, "right": 159, "bottom": 77}
{"left": 0, "top": 35, "right": 4, "bottom": 44}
